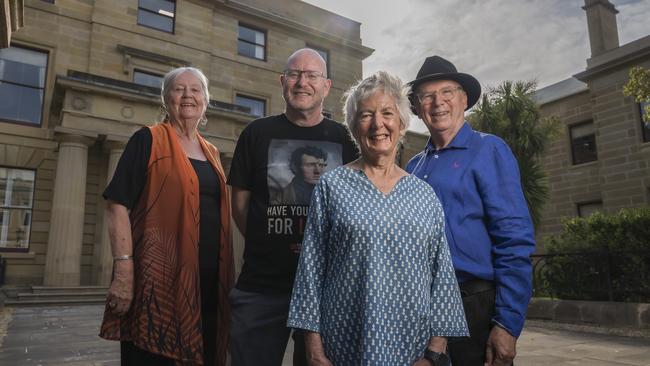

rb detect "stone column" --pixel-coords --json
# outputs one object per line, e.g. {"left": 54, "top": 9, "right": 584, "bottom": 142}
{"left": 43, "top": 134, "right": 93, "bottom": 286}
{"left": 95, "top": 141, "right": 125, "bottom": 286}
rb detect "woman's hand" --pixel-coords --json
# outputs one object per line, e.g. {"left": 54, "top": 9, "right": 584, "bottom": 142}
{"left": 412, "top": 358, "right": 433, "bottom": 366}
{"left": 308, "top": 355, "right": 334, "bottom": 366}
{"left": 106, "top": 260, "right": 134, "bottom": 316}
{"left": 105, "top": 201, "right": 134, "bottom": 316}
{"left": 305, "top": 331, "right": 333, "bottom": 366}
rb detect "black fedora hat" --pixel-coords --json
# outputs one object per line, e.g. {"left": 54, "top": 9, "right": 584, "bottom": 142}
{"left": 408, "top": 56, "right": 481, "bottom": 112}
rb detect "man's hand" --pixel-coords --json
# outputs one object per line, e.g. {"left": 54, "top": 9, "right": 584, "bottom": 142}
{"left": 484, "top": 325, "right": 516, "bottom": 366}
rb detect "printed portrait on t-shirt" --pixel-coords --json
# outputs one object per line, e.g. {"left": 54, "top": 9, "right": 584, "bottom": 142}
{"left": 267, "top": 139, "right": 342, "bottom": 206}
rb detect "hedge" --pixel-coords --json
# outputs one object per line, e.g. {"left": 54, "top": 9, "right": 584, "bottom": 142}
{"left": 539, "top": 207, "right": 650, "bottom": 302}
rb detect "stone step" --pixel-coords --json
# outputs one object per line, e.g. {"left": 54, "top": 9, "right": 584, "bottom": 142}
{"left": 30, "top": 286, "right": 108, "bottom": 294}
{"left": 4, "top": 298, "right": 106, "bottom": 306}
{"left": 17, "top": 291, "right": 107, "bottom": 301}
{"left": 1, "top": 286, "right": 109, "bottom": 307}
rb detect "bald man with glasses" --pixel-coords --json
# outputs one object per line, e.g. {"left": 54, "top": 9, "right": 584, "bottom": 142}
{"left": 227, "top": 48, "right": 357, "bottom": 366}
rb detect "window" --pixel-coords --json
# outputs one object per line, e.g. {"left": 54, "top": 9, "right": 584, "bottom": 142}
{"left": 235, "top": 94, "right": 266, "bottom": 118}
{"left": 0, "top": 167, "right": 35, "bottom": 251}
{"left": 138, "top": 0, "right": 175, "bottom": 33}
{"left": 640, "top": 101, "right": 649, "bottom": 143}
{"left": 577, "top": 201, "right": 602, "bottom": 218}
{"left": 307, "top": 45, "right": 329, "bottom": 76}
{"left": 0, "top": 46, "right": 48, "bottom": 126}
{"left": 133, "top": 69, "right": 164, "bottom": 89}
{"left": 570, "top": 121, "right": 597, "bottom": 165}
{"left": 41, "top": 0, "right": 55, "bottom": 3}
{"left": 238, "top": 24, "right": 266, "bottom": 60}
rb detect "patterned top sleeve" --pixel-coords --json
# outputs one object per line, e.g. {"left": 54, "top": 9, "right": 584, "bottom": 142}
{"left": 429, "top": 199, "right": 469, "bottom": 337}
{"left": 287, "top": 178, "right": 330, "bottom": 332}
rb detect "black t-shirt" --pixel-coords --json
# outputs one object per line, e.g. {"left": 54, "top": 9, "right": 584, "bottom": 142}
{"left": 103, "top": 127, "right": 221, "bottom": 310}
{"left": 228, "top": 114, "right": 358, "bottom": 293}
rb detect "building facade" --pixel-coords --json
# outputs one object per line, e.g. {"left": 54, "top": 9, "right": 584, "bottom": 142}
{"left": 0, "top": 0, "right": 372, "bottom": 287}
{"left": 534, "top": 0, "right": 650, "bottom": 240}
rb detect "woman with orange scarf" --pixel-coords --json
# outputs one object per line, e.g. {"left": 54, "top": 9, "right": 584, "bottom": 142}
{"left": 99, "top": 67, "right": 234, "bottom": 366}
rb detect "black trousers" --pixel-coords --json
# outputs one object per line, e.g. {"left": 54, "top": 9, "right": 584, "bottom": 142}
{"left": 120, "top": 341, "right": 175, "bottom": 366}
{"left": 229, "top": 288, "right": 307, "bottom": 366}
{"left": 448, "top": 279, "right": 513, "bottom": 366}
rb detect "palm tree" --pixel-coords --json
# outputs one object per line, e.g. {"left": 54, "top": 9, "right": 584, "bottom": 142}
{"left": 468, "top": 80, "right": 560, "bottom": 228}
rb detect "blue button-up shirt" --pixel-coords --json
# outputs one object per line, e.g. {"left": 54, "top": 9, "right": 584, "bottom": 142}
{"left": 406, "top": 122, "right": 535, "bottom": 337}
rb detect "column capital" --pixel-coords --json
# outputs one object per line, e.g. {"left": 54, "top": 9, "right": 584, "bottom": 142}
{"left": 55, "top": 133, "right": 95, "bottom": 146}
{"left": 103, "top": 140, "right": 127, "bottom": 153}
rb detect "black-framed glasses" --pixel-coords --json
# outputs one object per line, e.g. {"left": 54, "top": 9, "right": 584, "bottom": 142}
{"left": 283, "top": 69, "right": 327, "bottom": 82}
{"left": 417, "top": 86, "right": 464, "bottom": 105}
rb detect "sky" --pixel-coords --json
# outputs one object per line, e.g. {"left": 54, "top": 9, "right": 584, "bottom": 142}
{"left": 304, "top": 0, "right": 650, "bottom": 133}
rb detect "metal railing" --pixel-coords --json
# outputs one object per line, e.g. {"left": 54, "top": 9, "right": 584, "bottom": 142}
{"left": 531, "top": 250, "right": 650, "bottom": 302}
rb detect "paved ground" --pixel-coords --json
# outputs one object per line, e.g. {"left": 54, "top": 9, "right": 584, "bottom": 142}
{"left": 0, "top": 305, "right": 648, "bottom": 365}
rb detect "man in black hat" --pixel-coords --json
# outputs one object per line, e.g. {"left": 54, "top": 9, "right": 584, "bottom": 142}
{"left": 405, "top": 56, "right": 536, "bottom": 366}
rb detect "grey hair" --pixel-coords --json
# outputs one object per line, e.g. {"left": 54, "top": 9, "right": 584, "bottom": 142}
{"left": 160, "top": 67, "right": 210, "bottom": 127}
{"left": 343, "top": 71, "right": 411, "bottom": 134}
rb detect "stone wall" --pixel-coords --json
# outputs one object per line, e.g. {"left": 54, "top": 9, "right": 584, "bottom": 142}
{"left": 528, "top": 298, "right": 650, "bottom": 335}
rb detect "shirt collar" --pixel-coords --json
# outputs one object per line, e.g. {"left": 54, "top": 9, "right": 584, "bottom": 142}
{"left": 425, "top": 122, "right": 473, "bottom": 152}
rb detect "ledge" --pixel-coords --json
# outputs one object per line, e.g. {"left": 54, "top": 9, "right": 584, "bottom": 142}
{"left": 117, "top": 44, "right": 189, "bottom": 68}
{"left": 527, "top": 298, "right": 650, "bottom": 331}
{"left": 0, "top": 251, "right": 36, "bottom": 260}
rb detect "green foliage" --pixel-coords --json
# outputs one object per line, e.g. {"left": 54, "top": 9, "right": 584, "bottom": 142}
{"left": 540, "top": 208, "right": 650, "bottom": 302}
{"left": 623, "top": 66, "right": 650, "bottom": 122}
{"left": 468, "top": 80, "right": 561, "bottom": 228}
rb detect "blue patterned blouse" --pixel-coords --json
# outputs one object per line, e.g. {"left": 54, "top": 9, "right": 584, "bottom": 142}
{"left": 287, "top": 166, "right": 468, "bottom": 365}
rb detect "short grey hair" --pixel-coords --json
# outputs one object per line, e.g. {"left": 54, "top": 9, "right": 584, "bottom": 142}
{"left": 343, "top": 71, "right": 411, "bottom": 134}
{"left": 161, "top": 67, "right": 210, "bottom": 124}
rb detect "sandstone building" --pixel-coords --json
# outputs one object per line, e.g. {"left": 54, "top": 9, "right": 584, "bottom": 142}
{"left": 534, "top": 0, "right": 650, "bottom": 239}
{"left": 0, "top": 0, "right": 372, "bottom": 287}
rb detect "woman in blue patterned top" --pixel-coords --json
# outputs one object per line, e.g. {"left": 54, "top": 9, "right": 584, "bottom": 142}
{"left": 287, "top": 71, "right": 468, "bottom": 366}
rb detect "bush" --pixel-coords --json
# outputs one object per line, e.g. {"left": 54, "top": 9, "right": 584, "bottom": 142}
{"left": 539, "top": 207, "right": 650, "bottom": 302}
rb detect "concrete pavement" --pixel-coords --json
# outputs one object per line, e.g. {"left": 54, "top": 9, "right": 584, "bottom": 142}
{"left": 0, "top": 305, "right": 648, "bottom": 365}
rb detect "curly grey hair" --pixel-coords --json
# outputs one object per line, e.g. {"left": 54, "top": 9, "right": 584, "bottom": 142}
{"left": 343, "top": 71, "right": 411, "bottom": 135}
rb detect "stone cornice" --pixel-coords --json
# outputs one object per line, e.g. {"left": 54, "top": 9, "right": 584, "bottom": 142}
{"left": 574, "top": 36, "right": 650, "bottom": 82}
{"left": 54, "top": 71, "right": 254, "bottom": 122}
{"left": 220, "top": 0, "right": 374, "bottom": 59}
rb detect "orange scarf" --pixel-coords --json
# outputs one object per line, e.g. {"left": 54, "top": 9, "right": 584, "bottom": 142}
{"left": 100, "top": 122, "right": 234, "bottom": 366}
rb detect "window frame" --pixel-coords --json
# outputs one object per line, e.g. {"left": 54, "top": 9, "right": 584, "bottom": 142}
{"left": 137, "top": 0, "right": 176, "bottom": 34}
{"left": 234, "top": 93, "right": 267, "bottom": 118}
{"left": 133, "top": 69, "right": 164, "bottom": 89}
{"left": 569, "top": 121, "right": 598, "bottom": 165}
{"left": 576, "top": 200, "right": 603, "bottom": 218}
{"left": 0, "top": 166, "right": 36, "bottom": 253}
{"left": 0, "top": 44, "right": 49, "bottom": 127}
{"left": 237, "top": 23, "right": 267, "bottom": 61}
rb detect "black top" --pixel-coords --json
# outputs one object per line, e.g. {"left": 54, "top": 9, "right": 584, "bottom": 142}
{"left": 103, "top": 127, "right": 221, "bottom": 309}
{"left": 227, "top": 114, "right": 359, "bottom": 293}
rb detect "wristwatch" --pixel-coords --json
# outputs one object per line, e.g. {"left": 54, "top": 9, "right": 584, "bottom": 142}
{"left": 423, "top": 349, "right": 451, "bottom": 366}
